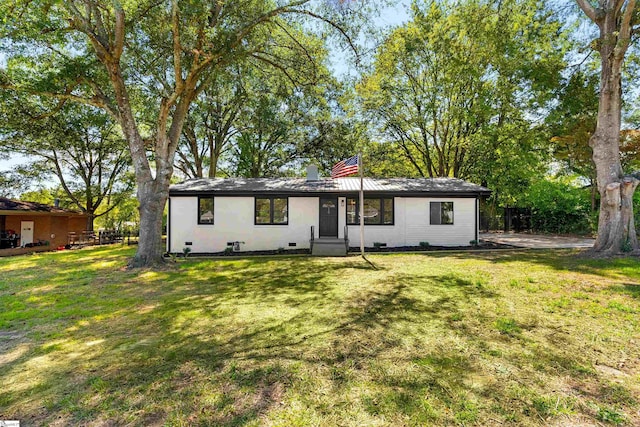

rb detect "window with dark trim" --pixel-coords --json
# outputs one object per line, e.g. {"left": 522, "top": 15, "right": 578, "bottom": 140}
{"left": 430, "top": 202, "right": 454, "bottom": 225}
{"left": 346, "top": 197, "right": 394, "bottom": 225}
{"left": 198, "top": 197, "right": 214, "bottom": 224}
{"left": 255, "top": 197, "right": 288, "bottom": 225}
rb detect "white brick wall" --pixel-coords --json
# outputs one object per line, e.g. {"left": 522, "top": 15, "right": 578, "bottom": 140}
{"left": 168, "top": 197, "right": 318, "bottom": 253}
{"left": 168, "top": 196, "right": 477, "bottom": 252}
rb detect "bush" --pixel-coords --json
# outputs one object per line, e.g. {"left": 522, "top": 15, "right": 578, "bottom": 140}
{"left": 523, "top": 178, "right": 593, "bottom": 234}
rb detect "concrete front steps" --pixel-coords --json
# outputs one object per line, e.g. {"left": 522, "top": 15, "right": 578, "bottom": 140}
{"left": 311, "top": 238, "right": 348, "bottom": 256}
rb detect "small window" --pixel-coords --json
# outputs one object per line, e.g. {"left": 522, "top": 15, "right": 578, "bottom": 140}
{"left": 430, "top": 202, "right": 454, "bottom": 225}
{"left": 255, "top": 197, "right": 288, "bottom": 225}
{"left": 198, "top": 197, "right": 214, "bottom": 224}
{"left": 347, "top": 197, "right": 394, "bottom": 225}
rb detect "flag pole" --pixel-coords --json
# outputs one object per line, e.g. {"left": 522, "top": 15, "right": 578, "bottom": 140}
{"left": 359, "top": 152, "right": 364, "bottom": 257}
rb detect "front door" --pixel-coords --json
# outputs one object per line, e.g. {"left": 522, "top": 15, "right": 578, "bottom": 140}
{"left": 21, "top": 221, "right": 34, "bottom": 246}
{"left": 319, "top": 197, "right": 338, "bottom": 238}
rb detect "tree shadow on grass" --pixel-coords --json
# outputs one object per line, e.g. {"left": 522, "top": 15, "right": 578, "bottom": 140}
{"left": 609, "top": 283, "right": 640, "bottom": 299}
{"left": 1, "top": 251, "right": 638, "bottom": 425}
{"left": 0, "top": 263, "right": 433, "bottom": 423}
{"left": 0, "top": 254, "right": 387, "bottom": 425}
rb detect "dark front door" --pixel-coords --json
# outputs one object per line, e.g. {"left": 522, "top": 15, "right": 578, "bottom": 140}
{"left": 319, "top": 197, "right": 338, "bottom": 237}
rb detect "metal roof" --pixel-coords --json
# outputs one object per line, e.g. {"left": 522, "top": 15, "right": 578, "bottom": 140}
{"left": 169, "top": 177, "right": 491, "bottom": 196}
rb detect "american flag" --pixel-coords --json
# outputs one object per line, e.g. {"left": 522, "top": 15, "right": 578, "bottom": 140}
{"left": 331, "top": 154, "right": 359, "bottom": 178}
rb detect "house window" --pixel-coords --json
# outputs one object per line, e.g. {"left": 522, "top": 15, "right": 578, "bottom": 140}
{"left": 430, "top": 202, "right": 454, "bottom": 225}
{"left": 346, "top": 198, "right": 357, "bottom": 225}
{"left": 255, "top": 197, "right": 288, "bottom": 225}
{"left": 346, "top": 197, "right": 394, "bottom": 225}
{"left": 198, "top": 197, "right": 214, "bottom": 224}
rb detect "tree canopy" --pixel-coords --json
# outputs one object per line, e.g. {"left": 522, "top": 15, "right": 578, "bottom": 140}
{"left": 2, "top": 0, "right": 640, "bottom": 261}
{"left": 357, "top": 0, "right": 567, "bottom": 203}
{"left": 0, "top": 94, "right": 132, "bottom": 230}
{"left": 0, "top": 0, "right": 365, "bottom": 266}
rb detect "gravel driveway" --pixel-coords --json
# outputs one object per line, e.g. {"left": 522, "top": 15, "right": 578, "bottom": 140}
{"left": 480, "top": 232, "right": 595, "bottom": 249}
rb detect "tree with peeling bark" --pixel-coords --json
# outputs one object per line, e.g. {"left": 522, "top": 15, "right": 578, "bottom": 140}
{"left": 0, "top": 0, "right": 361, "bottom": 267}
{"left": 575, "top": 0, "right": 639, "bottom": 253}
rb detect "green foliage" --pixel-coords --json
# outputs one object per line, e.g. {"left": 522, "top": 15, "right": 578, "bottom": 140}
{"left": 0, "top": 94, "right": 133, "bottom": 230}
{"left": 467, "top": 120, "right": 549, "bottom": 207}
{"left": 547, "top": 71, "right": 599, "bottom": 180}
{"left": 0, "top": 169, "right": 39, "bottom": 199}
{"left": 95, "top": 194, "right": 139, "bottom": 231}
{"left": 419, "top": 241, "right": 430, "bottom": 248}
{"left": 226, "top": 62, "right": 347, "bottom": 178}
{"left": 522, "top": 178, "right": 593, "bottom": 235}
{"left": 19, "top": 188, "right": 57, "bottom": 205}
{"left": 177, "top": 29, "right": 343, "bottom": 179}
{"left": 182, "top": 247, "right": 191, "bottom": 258}
{"left": 633, "top": 191, "right": 640, "bottom": 236}
{"left": 358, "top": 0, "right": 567, "bottom": 197}
{"left": 301, "top": 90, "right": 368, "bottom": 177}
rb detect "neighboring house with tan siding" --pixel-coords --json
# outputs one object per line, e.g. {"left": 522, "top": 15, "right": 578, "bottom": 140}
{"left": 167, "top": 167, "right": 491, "bottom": 256}
{"left": 0, "top": 198, "right": 88, "bottom": 250}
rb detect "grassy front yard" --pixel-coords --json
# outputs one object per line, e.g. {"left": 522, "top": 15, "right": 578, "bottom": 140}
{"left": 0, "top": 247, "right": 638, "bottom": 426}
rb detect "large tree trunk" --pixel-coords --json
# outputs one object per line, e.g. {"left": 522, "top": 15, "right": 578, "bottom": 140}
{"left": 130, "top": 181, "right": 167, "bottom": 267}
{"left": 128, "top": 147, "right": 175, "bottom": 267}
{"left": 578, "top": 0, "right": 639, "bottom": 254}
{"left": 86, "top": 212, "right": 95, "bottom": 232}
{"left": 594, "top": 178, "right": 639, "bottom": 251}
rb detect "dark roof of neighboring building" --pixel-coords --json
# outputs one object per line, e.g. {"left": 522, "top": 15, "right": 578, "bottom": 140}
{"left": 169, "top": 177, "right": 491, "bottom": 197}
{"left": 0, "top": 197, "right": 83, "bottom": 215}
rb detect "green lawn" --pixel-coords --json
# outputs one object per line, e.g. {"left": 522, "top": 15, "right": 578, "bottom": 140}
{"left": 0, "top": 247, "right": 639, "bottom": 426}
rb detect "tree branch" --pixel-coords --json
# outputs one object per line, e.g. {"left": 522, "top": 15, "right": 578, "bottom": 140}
{"left": 172, "top": 0, "right": 184, "bottom": 93}
{"left": 576, "top": 0, "right": 598, "bottom": 22}
{"left": 249, "top": 52, "right": 301, "bottom": 88}
{"left": 284, "top": 8, "right": 359, "bottom": 61}
{"left": 619, "top": 0, "right": 636, "bottom": 43}
{"left": 113, "top": 1, "right": 125, "bottom": 61}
